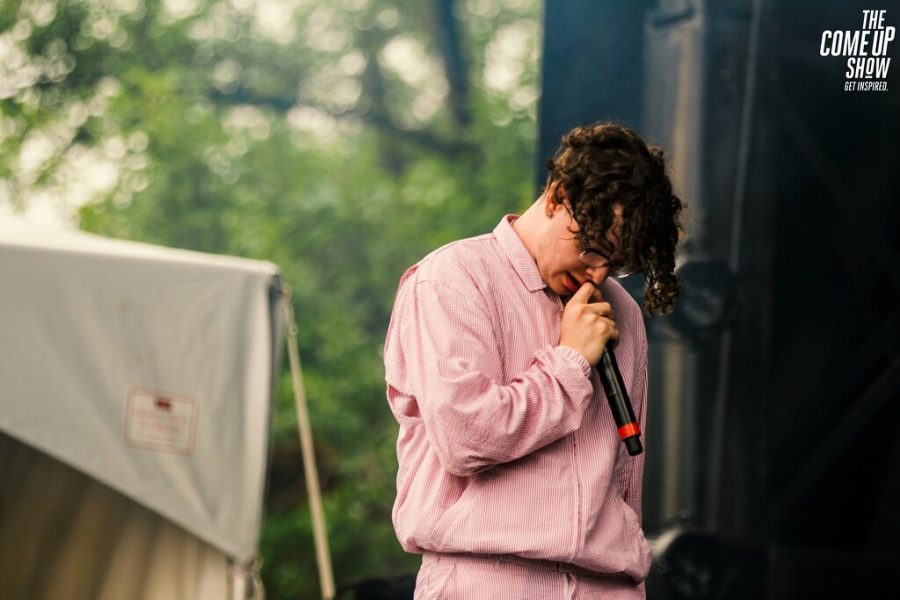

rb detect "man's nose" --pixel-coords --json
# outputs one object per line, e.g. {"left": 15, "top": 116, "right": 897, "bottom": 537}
{"left": 584, "top": 264, "right": 609, "bottom": 285}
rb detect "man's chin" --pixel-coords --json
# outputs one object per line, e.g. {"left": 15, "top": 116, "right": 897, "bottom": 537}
{"left": 555, "top": 284, "right": 574, "bottom": 297}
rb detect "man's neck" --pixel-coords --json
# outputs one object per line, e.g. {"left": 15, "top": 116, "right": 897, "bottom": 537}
{"left": 511, "top": 195, "right": 546, "bottom": 260}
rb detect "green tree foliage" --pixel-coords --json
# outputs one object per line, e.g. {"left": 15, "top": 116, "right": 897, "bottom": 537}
{"left": 1, "top": 0, "right": 541, "bottom": 597}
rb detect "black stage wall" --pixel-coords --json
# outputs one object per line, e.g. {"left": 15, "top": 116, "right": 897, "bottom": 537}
{"left": 539, "top": 1, "right": 900, "bottom": 598}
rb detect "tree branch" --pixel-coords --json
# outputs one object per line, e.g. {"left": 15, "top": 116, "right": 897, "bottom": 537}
{"left": 209, "top": 86, "right": 473, "bottom": 157}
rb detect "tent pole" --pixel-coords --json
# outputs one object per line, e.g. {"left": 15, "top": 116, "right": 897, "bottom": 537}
{"left": 281, "top": 288, "right": 336, "bottom": 600}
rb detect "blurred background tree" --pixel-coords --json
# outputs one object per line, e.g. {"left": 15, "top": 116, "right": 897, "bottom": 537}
{"left": 0, "top": 0, "right": 541, "bottom": 597}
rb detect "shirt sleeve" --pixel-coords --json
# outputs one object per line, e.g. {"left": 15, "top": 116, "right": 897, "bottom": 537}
{"left": 387, "top": 276, "right": 594, "bottom": 477}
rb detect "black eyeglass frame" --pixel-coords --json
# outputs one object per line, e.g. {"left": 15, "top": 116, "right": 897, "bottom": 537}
{"left": 577, "top": 248, "right": 633, "bottom": 279}
{"left": 563, "top": 205, "right": 634, "bottom": 279}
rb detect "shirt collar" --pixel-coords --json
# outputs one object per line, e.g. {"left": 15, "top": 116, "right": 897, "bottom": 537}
{"left": 494, "top": 215, "right": 547, "bottom": 292}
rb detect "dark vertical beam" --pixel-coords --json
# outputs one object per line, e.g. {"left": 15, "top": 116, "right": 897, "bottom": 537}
{"left": 537, "top": 0, "right": 651, "bottom": 191}
{"left": 433, "top": 0, "right": 471, "bottom": 127}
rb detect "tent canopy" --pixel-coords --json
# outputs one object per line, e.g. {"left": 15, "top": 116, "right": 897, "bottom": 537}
{"left": 0, "top": 216, "right": 282, "bottom": 564}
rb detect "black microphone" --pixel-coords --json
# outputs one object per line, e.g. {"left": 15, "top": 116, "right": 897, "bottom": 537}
{"left": 597, "top": 348, "right": 643, "bottom": 456}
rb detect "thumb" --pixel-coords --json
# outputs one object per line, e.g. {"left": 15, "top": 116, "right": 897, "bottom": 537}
{"left": 570, "top": 281, "right": 595, "bottom": 305}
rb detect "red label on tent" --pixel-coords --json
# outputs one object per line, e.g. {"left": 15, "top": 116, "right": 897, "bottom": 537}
{"left": 124, "top": 388, "right": 198, "bottom": 455}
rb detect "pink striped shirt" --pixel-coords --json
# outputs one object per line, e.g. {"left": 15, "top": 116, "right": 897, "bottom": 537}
{"left": 384, "top": 216, "right": 651, "bottom": 593}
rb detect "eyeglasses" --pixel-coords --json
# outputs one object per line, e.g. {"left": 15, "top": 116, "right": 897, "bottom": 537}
{"left": 578, "top": 249, "right": 632, "bottom": 279}
{"left": 563, "top": 203, "right": 634, "bottom": 278}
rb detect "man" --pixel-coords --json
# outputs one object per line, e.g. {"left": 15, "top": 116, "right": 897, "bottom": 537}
{"left": 384, "top": 123, "right": 683, "bottom": 599}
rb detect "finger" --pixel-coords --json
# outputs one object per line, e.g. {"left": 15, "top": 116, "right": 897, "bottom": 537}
{"left": 607, "top": 329, "right": 620, "bottom": 349}
{"left": 583, "top": 301, "right": 615, "bottom": 320}
{"left": 589, "top": 285, "right": 604, "bottom": 303}
{"left": 602, "top": 319, "right": 620, "bottom": 348}
{"left": 570, "top": 282, "right": 595, "bottom": 305}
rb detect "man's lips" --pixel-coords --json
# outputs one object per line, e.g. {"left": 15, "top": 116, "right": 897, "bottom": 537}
{"left": 563, "top": 273, "right": 580, "bottom": 293}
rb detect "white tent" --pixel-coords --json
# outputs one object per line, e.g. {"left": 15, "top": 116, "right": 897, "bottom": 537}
{"left": 0, "top": 216, "right": 284, "bottom": 599}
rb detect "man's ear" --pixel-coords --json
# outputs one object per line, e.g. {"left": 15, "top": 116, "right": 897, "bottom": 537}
{"left": 544, "top": 182, "right": 567, "bottom": 217}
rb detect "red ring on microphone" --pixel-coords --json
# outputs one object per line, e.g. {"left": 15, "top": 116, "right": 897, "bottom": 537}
{"left": 617, "top": 423, "right": 641, "bottom": 439}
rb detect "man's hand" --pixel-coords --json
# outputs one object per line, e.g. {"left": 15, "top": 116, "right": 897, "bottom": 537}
{"left": 559, "top": 282, "right": 618, "bottom": 366}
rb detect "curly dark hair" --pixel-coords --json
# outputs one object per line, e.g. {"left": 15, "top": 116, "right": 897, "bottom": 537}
{"left": 544, "top": 122, "right": 684, "bottom": 315}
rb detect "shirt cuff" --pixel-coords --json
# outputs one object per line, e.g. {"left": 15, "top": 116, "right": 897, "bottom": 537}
{"left": 552, "top": 345, "right": 592, "bottom": 378}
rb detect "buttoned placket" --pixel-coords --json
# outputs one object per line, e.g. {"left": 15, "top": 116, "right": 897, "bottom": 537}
{"left": 547, "top": 289, "right": 588, "bottom": 565}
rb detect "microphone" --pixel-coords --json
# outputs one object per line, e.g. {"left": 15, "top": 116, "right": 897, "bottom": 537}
{"left": 597, "top": 348, "right": 643, "bottom": 456}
